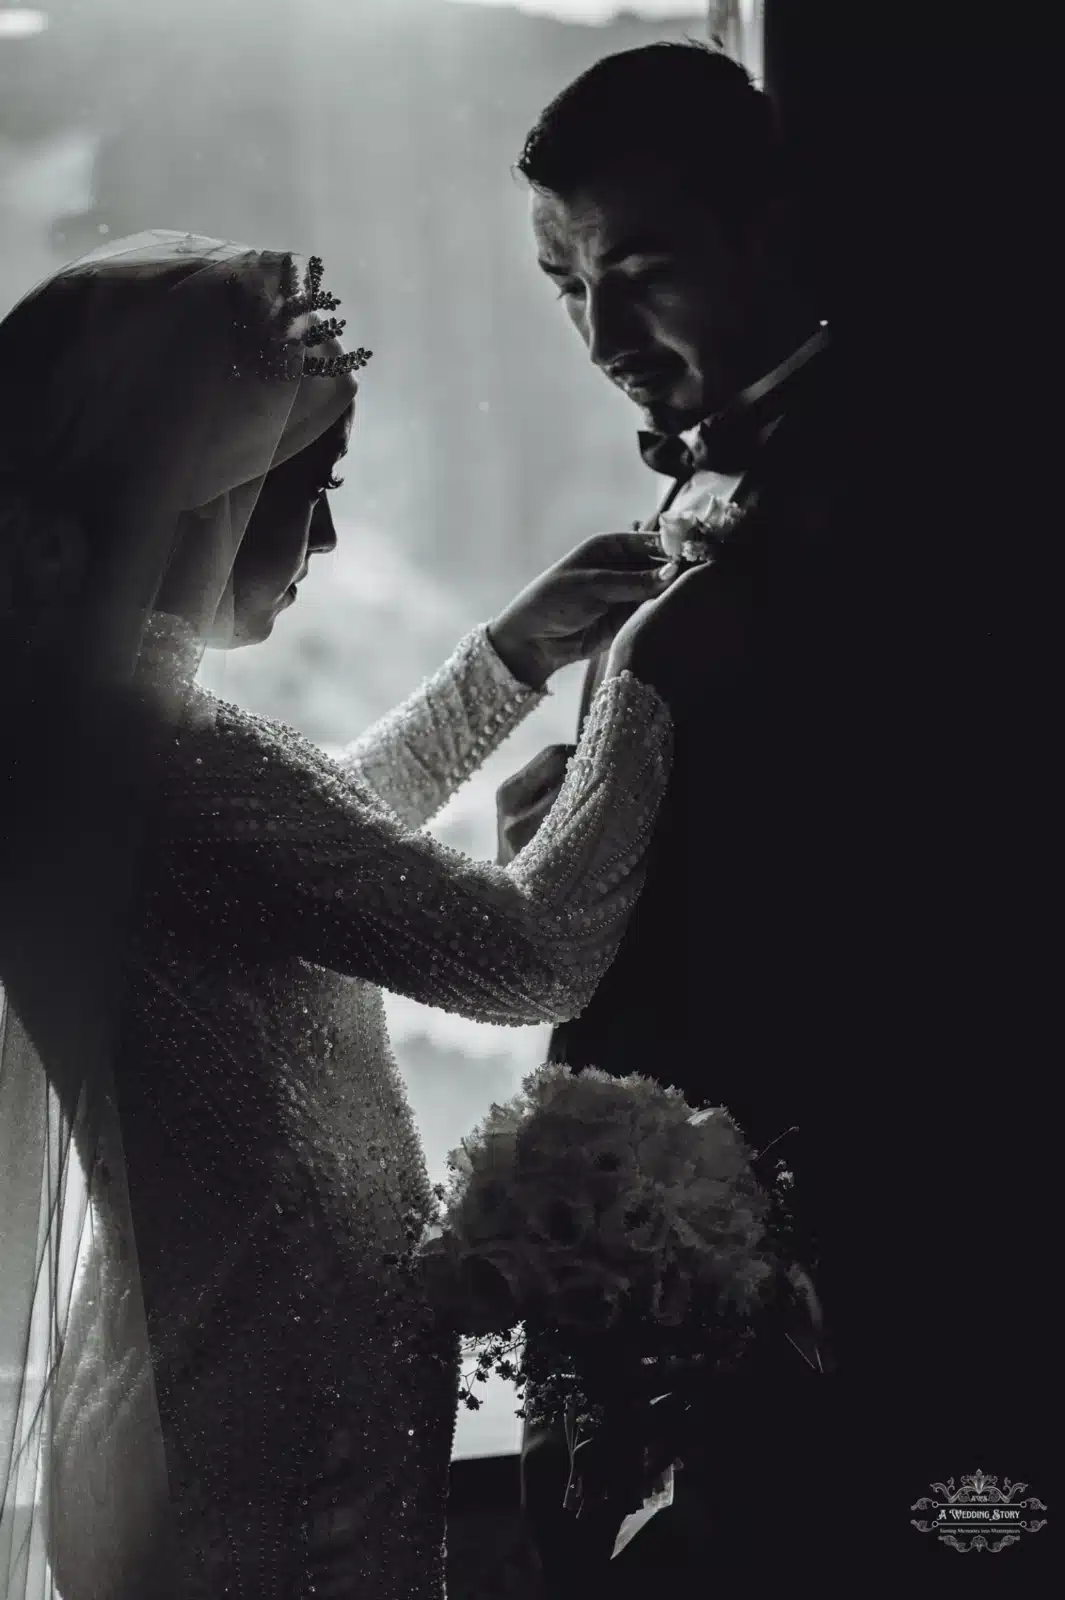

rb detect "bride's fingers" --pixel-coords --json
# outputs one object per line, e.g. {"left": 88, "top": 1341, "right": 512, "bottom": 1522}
{"left": 561, "top": 569, "right": 679, "bottom": 621}
{"left": 576, "top": 600, "right": 655, "bottom": 650}
{"left": 567, "top": 566, "right": 674, "bottom": 603}
{"left": 659, "top": 557, "right": 716, "bottom": 592}
{"left": 576, "top": 531, "right": 665, "bottom": 568}
{"left": 630, "top": 558, "right": 714, "bottom": 624}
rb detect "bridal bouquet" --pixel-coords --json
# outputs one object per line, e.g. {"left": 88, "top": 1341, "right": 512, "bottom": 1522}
{"left": 416, "top": 1065, "right": 827, "bottom": 1555}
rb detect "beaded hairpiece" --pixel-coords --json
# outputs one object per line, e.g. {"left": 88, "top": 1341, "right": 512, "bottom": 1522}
{"left": 278, "top": 254, "right": 372, "bottom": 378}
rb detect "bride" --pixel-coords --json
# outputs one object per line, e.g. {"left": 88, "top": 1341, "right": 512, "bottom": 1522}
{"left": 0, "top": 232, "right": 700, "bottom": 1598}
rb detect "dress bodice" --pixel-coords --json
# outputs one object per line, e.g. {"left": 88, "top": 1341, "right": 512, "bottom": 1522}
{"left": 71, "top": 614, "right": 672, "bottom": 1598}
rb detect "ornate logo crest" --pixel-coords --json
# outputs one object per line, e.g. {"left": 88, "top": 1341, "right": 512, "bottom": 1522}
{"left": 911, "top": 1470, "right": 1048, "bottom": 1552}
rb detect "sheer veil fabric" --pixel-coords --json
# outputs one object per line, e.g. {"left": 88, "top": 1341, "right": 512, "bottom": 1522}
{"left": 0, "top": 232, "right": 355, "bottom": 1598}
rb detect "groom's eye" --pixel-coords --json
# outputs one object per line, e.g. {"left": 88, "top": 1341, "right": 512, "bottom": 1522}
{"left": 554, "top": 280, "right": 584, "bottom": 302}
{"left": 624, "top": 262, "right": 672, "bottom": 288}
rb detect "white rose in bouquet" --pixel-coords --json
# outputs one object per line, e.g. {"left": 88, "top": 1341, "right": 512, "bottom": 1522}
{"left": 414, "top": 1065, "right": 828, "bottom": 1558}
{"left": 415, "top": 1065, "right": 780, "bottom": 1393}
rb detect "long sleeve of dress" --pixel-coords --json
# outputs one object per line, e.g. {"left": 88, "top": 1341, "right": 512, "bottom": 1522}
{"left": 165, "top": 667, "right": 673, "bottom": 1027}
{"left": 335, "top": 624, "right": 547, "bottom": 828}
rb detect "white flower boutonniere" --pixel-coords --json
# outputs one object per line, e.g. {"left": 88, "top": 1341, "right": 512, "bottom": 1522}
{"left": 656, "top": 492, "right": 746, "bottom": 567}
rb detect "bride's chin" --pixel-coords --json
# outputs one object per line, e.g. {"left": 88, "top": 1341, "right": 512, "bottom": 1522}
{"left": 215, "top": 590, "right": 294, "bottom": 649}
{"left": 214, "top": 613, "right": 276, "bottom": 649}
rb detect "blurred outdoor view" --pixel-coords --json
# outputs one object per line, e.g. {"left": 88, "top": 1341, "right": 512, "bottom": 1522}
{"left": 1, "top": 0, "right": 756, "bottom": 1461}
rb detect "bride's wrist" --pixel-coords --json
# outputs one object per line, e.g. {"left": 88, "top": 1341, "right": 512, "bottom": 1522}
{"left": 485, "top": 621, "right": 549, "bottom": 692}
{"left": 603, "top": 639, "right": 634, "bottom": 680}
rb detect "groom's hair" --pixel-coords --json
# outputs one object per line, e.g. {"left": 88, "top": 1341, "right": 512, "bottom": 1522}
{"left": 516, "top": 42, "right": 786, "bottom": 231}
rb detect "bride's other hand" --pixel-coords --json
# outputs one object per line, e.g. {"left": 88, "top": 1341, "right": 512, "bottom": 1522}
{"left": 495, "top": 743, "right": 576, "bottom": 865}
{"left": 487, "top": 532, "right": 673, "bottom": 690}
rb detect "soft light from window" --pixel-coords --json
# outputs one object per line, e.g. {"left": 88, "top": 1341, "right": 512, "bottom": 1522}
{"left": 0, "top": 9, "right": 48, "bottom": 38}
{"left": 444, "top": 0, "right": 704, "bottom": 20}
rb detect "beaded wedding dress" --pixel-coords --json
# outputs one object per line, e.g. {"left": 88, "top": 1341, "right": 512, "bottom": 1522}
{"left": 68, "top": 612, "right": 670, "bottom": 1599}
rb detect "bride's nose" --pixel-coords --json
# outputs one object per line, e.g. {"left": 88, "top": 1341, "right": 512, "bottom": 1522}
{"left": 309, "top": 497, "right": 338, "bottom": 554}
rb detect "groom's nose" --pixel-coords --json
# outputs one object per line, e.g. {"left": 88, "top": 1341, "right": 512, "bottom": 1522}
{"left": 584, "top": 282, "right": 643, "bottom": 371}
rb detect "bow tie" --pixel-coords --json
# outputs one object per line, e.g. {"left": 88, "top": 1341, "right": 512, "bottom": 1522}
{"left": 638, "top": 409, "right": 764, "bottom": 481}
{"left": 638, "top": 328, "right": 830, "bottom": 483}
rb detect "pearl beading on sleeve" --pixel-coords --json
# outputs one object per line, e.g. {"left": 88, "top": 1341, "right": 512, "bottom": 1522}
{"left": 337, "top": 624, "right": 547, "bottom": 828}
{"left": 150, "top": 629, "right": 672, "bottom": 1030}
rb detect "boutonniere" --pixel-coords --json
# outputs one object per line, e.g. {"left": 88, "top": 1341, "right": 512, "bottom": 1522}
{"left": 656, "top": 492, "right": 746, "bottom": 568}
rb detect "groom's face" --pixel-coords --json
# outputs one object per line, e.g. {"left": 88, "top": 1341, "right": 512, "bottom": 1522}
{"left": 532, "top": 160, "right": 764, "bottom": 433}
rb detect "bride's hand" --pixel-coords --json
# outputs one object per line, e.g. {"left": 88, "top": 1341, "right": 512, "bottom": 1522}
{"left": 487, "top": 533, "right": 673, "bottom": 690}
{"left": 604, "top": 560, "right": 731, "bottom": 689}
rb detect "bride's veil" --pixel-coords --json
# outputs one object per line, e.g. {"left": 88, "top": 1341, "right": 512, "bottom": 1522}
{"left": 0, "top": 231, "right": 356, "bottom": 1598}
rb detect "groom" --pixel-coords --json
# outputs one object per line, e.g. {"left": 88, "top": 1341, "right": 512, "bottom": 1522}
{"left": 499, "top": 43, "right": 900, "bottom": 1592}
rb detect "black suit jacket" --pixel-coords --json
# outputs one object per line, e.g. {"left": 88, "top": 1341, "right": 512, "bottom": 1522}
{"left": 553, "top": 345, "right": 859, "bottom": 1069}
{"left": 548, "top": 342, "right": 936, "bottom": 1363}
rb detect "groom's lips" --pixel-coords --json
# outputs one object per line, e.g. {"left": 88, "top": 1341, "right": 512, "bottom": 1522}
{"left": 611, "top": 364, "right": 673, "bottom": 400}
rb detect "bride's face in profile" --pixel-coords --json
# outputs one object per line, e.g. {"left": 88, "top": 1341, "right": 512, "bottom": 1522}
{"left": 225, "top": 402, "right": 354, "bottom": 647}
